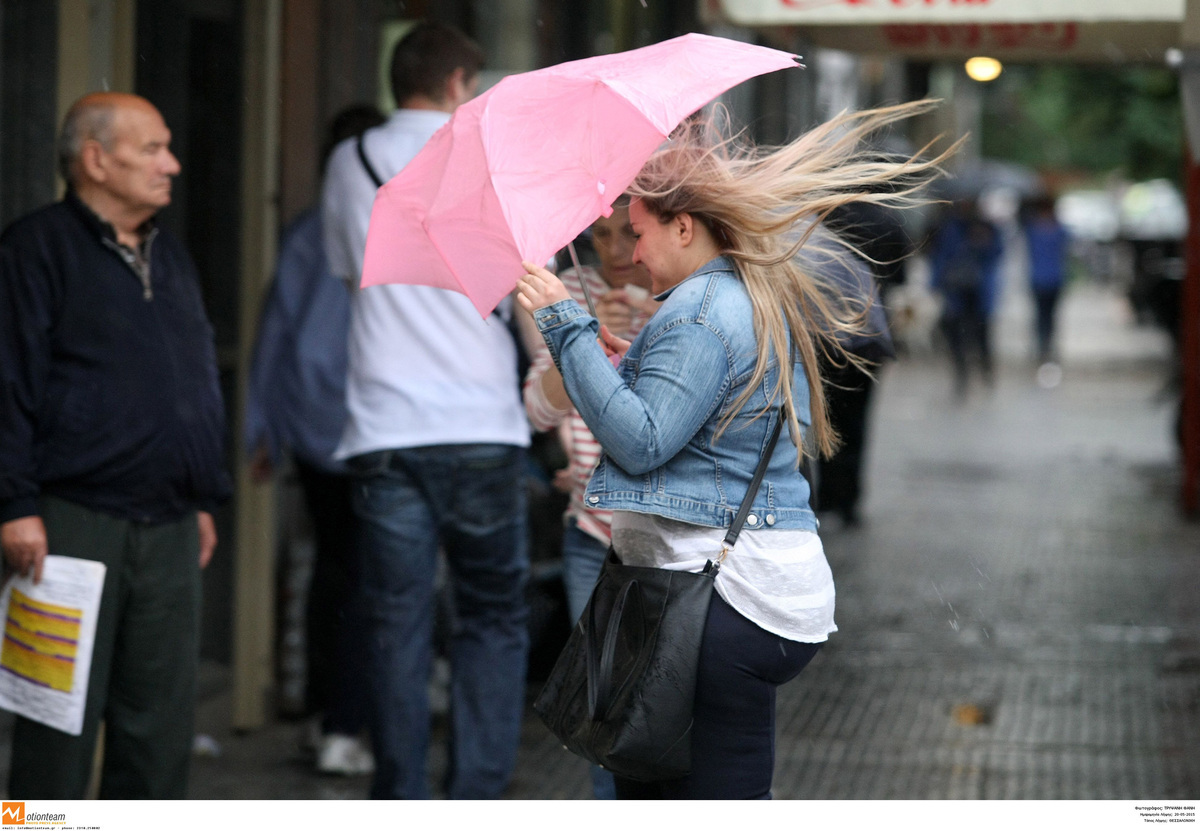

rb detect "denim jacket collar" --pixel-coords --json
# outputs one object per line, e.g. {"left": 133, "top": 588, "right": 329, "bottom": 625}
{"left": 653, "top": 255, "right": 736, "bottom": 302}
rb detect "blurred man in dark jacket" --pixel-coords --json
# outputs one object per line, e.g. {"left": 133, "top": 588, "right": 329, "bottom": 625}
{"left": 817, "top": 207, "right": 904, "bottom": 527}
{"left": 0, "top": 92, "right": 230, "bottom": 798}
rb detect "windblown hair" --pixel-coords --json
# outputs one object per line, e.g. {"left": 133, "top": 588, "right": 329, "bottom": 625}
{"left": 57, "top": 98, "right": 118, "bottom": 184}
{"left": 629, "top": 100, "right": 957, "bottom": 464}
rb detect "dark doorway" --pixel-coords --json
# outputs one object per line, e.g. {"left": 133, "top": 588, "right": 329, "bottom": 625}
{"left": 136, "top": 0, "right": 244, "bottom": 664}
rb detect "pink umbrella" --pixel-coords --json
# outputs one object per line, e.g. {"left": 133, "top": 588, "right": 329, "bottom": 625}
{"left": 360, "top": 33, "right": 801, "bottom": 316}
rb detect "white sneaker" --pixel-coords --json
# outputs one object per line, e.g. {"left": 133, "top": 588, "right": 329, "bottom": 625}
{"left": 316, "top": 734, "right": 375, "bottom": 776}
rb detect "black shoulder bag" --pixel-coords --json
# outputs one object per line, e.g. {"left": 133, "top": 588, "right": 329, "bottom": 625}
{"left": 534, "top": 415, "right": 785, "bottom": 782}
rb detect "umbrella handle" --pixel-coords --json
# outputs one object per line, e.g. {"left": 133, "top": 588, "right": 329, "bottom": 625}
{"left": 567, "top": 241, "right": 598, "bottom": 318}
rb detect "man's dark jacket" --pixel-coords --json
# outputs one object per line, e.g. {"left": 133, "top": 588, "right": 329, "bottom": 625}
{"left": 0, "top": 190, "right": 231, "bottom": 525}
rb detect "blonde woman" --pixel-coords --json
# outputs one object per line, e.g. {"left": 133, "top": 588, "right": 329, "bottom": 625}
{"left": 518, "top": 103, "right": 949, "bottom": 799}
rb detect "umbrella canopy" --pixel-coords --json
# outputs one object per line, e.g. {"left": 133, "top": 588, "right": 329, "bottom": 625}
{"left": 360, "top": 33, "right": 801, "bottom": 316}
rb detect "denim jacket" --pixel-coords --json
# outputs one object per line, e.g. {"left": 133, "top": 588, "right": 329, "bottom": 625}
{"left": 533, "top": 256, "right": 817, "bottom": 532}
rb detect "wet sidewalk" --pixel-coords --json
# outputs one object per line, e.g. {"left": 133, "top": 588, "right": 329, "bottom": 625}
{"left": 2, "top": 278, "right": 1197, "bottom": 801}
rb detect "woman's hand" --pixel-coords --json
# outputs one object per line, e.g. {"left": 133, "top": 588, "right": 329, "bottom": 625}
{"left": 552, "top": 467, "right": 574, "bottom": 494}
{"left": 621, "top": 283, "right": 660, "bottom": 317}
{"left": 595, "top": 290, "right": 634, "bottom": 337}
{"left": 598, "top": 325, "right": 631, "bottom": 361}
{"left": 517, "top": 261, "right": 572, "bottom": 312}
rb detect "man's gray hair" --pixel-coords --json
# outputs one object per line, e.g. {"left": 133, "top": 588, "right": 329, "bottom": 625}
{"left": 57, "top": 100, "right": 117, "bottom": 184}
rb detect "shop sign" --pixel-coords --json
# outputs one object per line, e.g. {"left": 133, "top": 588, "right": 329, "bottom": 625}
{"left": 882, "top": 22, "right": 1078, "bottom": 52}
{"left": 717, "top": 0, "right": 1185, "bottom": 26}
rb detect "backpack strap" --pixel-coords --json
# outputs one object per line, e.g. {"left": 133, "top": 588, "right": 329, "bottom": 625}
{"left": 356, "top": 135, "right": 384, "bottom": 189}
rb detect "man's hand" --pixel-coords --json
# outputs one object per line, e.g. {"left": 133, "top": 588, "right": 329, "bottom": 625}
{"left": 1, "top": 516, "right": 48, "bottom": 585}
{"left": 197, "top": 511, "right": 217, "bottom": 569}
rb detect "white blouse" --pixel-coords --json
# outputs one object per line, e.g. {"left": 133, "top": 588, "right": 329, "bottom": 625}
{"left": 610, "top": 511, "right": 837, "bottom": 644}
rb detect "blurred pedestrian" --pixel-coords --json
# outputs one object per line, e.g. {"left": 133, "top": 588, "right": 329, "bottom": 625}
{"left": 320, "top": 22, "right": 530, "bottom": 800}
{"left": 804, "top": 232, "right": 895, "bottom": 527}
{"left": 817, "top": 203, "right": 906, "bottom": 527}
{"left": 0, "top": 92, "right": 230, "bottom": 798}
{"left": 929, "top": 199, "right": 1003, "bottom": 398}
{"left": 244, "top": 104, "right": 385, "bottom": 776}
{"left": 520, "top": 196, "right": 657, "bottom": 799}
{"left": 517, "top": 102, "right": 947, "bottom": 799}
{"left": 1021, "top": 196, "right": 1070, "bottom": 366}
{"left": 828, "top": 197, "right": 915, "bottom": 317}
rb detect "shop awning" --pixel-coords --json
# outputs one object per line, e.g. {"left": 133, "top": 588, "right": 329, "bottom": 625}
{"left": 711, "top": 0, "right": 1186, "bottom": 61}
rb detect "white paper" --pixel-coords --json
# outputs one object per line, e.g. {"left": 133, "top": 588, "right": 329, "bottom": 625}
{"left": 0, "top": 555, "right": 107, "bottom": 735}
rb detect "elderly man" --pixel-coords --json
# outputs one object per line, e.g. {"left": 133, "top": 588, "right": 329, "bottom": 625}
{"left": 0, "top": 92, "right": 230, "bottom": 798}
{"left": 321, "top": 22, "right": 530, "bottom": 800}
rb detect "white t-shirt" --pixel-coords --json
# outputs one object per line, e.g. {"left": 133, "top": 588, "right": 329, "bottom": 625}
{"left": 321, "top": 109, "right": 529, "bottom": 458}
{"left": 610, "top": 511, "right": 837, "bottom": 644}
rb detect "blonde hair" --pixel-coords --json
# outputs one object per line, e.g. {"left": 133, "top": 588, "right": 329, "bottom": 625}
{"left": 629, "top": 100, "right": 956, "bottom": 464}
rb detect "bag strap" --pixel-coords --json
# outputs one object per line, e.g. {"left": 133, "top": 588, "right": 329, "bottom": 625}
{"left": 356, "top": 135, "right": 385, "bottom": 189}
{"left": 587, "top": 577, "right": 644, "bottom": 721}
{"left": 719, "top": 413, "right": 785, "bottom": 557}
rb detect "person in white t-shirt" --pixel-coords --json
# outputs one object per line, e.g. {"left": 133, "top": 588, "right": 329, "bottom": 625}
{"left": 320, "top": 21, "right": 530, "bottom": 801}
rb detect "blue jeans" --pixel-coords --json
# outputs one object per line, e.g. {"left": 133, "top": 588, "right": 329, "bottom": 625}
{"left": 347, "top": 444, "right": 529, "bottom": 799}
{"left": 560, "top": 520, "right": 616, "bottom": 800}
{"left": 560, "top": 519, "right": 608, "bottom": 625}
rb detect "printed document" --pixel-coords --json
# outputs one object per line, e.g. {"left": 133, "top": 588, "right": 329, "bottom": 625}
{"left": 0, "top": 556, "right": 106, "bottom": 735}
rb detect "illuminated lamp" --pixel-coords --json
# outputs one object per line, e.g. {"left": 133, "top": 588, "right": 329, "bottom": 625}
{"left": 965, "top": 56, "right": 1003, "bottom": 82}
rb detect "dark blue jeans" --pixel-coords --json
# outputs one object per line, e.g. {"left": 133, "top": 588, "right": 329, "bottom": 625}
{"left": 347, "top": 444, "right": 529, "bottom": 799}
{"left": 293, "top": 460, "right": 367, "bottom": 738}
{"left": 613, "top": 592, "right": 822, "bottom": 800}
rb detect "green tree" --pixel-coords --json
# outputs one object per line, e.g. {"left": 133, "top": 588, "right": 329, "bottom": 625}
{"left": 981, "top": 64, "right": 1182, "bottom": 184}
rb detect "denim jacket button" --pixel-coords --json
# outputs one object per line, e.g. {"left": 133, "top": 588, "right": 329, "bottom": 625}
{"left": 587, "top": 496, "right": 600, "bottom": 505}
{"left": 747, "top": 513, "right": 759, "bottom": 526}
{"left": 765, "top": 513, "right": 776, "bottom": 526}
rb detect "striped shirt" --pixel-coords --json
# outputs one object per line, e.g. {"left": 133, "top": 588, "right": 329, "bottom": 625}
{"left": 523, "top": 266, "right": 653, "bottom": 545}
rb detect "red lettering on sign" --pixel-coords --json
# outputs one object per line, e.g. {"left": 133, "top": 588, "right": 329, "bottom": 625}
{"left": 779, "top": 0, "right": 858, "bottom": 9}
{"left": 882, "top": 22, "right": 1078, "bottom": 51}
{"left": 779, "top": 0, "right": 993, "bottom": 7}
